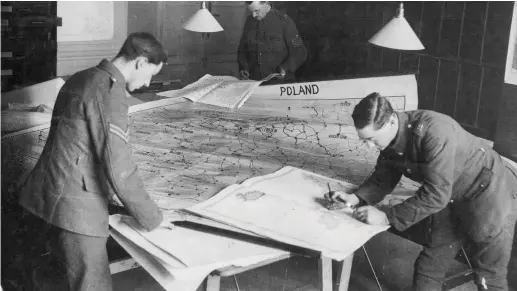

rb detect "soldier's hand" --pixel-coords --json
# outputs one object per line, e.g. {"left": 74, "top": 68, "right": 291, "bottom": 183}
{"left": 278, "top": 67, "right": 286, "bottom": 79}
{"left": 325, "top": 191, "right": 360, "bottom": 206}
{"left": 354, "top": 206, "right": 390, "bottom": 226}
{"left": 324, "top": 191, "right": 360, "bottom": 210}
{"left": 240, "top": 70, "right": 250, "bottom": 80}
{"left": 157, "top": 210, "right": 189, "bottom": 230}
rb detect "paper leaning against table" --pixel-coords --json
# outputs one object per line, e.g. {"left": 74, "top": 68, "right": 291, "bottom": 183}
{"left": 109, "top": 215, "right": 288, "bottom": 290}
{"left": 159, "top": 74, "right": 262, "bottom": 109}
{"left": 186, "top": 166, "right": 390, "bottom": 261}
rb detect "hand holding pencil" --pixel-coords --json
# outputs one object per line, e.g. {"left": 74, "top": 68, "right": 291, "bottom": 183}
{"left": 324, "top": 183, "right": 360, "bottom": 210}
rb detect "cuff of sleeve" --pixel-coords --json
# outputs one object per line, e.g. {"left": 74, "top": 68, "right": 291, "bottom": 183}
{"left": 355, "top": 190, "right": 377, "bottom": 206}
{"left": 140, "top": 210, "right": 164, "bottom": 232}
{"left": 239, "top": 63, "right": 249, "bottom": 72}
{"left": 356, "top": 196, "right": 368, "bottom": 207}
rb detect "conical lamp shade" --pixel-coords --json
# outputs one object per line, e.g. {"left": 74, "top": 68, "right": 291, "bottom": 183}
{"left": 369, "top": 5, "right": 424, "bottom": 51}
{"left": 183, "top": 8, "right": 223, "bottom": 33}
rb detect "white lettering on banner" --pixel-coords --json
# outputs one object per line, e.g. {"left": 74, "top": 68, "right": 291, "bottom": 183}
{"left": 280, "top": 84, "right": 320, "bottom": 96}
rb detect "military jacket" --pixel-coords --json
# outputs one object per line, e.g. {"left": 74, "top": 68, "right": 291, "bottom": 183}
{"left": 18, "top": 60, "right": 163, "bottom": 237}
{"left": 237, "top": 9, "right": 307, "bottom": 80}
{"left": 355, "top": 110, "right": 517, "bottom": 235}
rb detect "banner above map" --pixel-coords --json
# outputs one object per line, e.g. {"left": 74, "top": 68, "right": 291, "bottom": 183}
{"left": 251, "top": 74, "right": 418, "bottom": 111}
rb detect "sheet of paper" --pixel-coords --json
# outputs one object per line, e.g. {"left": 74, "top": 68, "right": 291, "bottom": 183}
{"left": 187, "top": 166, "right": 390, "bottom": 260}
{"left": 109, "top": 214, "right": 288, "bottom": 267}
{"left": 1, "top": 77, "right": 65, "bottom": 108}
{"left": 109, "top": 214, "right": 288, "bottom": 291}
{"left": 261, "top": 73, "right": 281, "bottom": 82}
{"left": 153, "top": 89, "right": 181, "bottom": 98}
{"left": 161, "top": 74, "right": 238, "bottom": 102}
{"left": 198, "top": 79, "right": 262, "bottom": 109}
{"left": 159, "top": 74, "right": 262, "bottom": 109}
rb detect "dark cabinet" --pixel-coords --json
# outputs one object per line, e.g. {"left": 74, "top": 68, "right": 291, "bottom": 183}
{"left": 1, "top": 1, "right": 61, "bottom": 93}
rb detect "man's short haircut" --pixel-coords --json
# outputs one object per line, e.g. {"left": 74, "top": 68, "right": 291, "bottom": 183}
{"left": 115, "top": 32, "right": 168, "bottom": 65}
{"left": 352, "top": 92, "right": 394, "bottom": 130}
{"left": 245, "top": 1, "right": 268, "bottom": 5}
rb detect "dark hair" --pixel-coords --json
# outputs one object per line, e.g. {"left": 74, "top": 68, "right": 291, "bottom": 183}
{"left": 115, "top": 32, "right": 168, "bottom": 65}
{"left": 245, "top": 1, "right": 268, "bottom": 5}
{"left": 352, "top": 92, "right": 394, "bottom": 130}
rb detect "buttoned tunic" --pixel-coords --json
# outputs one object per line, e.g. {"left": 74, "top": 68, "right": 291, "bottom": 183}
{"left": 19, "top": 60, "right": 163, "bottom": 237}
{"left": 356, "top": 110, "right": 517, "bottom": 242}
{"left": 238, "top": 9, "right": 307, "bottom": 81}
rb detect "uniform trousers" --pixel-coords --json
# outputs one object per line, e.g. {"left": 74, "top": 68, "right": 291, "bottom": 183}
{"left": 411, "top": 206, "right": 516, "bottom": 291}
{"left": 411, "top": 162, "right": 517, "bottom": 291}
{"left": 49, "top": 225, "right": 113, "bottom": 291}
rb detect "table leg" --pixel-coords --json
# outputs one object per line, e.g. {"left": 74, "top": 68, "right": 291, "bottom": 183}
{"left": 205, "top": 274, "right": 221, "bottom": 291}
{"left": 318, "top": 255, "right": 333, "bottom": 291}
{"left": 335, "top": 253, "right": 354, "bottom": 291}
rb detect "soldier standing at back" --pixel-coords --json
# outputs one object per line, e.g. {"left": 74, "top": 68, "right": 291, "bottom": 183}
{"left": 238, "top": 1, "right": 307, "bottom": 82}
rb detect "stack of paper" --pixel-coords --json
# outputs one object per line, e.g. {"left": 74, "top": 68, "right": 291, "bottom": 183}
{"left": 109, "top": 166, "right": 404, "bottom": 290}
{"left": 158, "top": 74, "right": 263, "bottom": 109}
{"left": 109, "top": 214, "right": 288, "bottom": 290}
{"left": 185, "top": 166, "right": 391, "bottom": 261}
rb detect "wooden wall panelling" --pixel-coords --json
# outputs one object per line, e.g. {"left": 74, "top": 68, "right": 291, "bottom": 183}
{"left": 482, "top": 2, "right": 513, "bottom": 66}
{"left": 381, "top": 49, "right": 400, "bottom": 72}
{"left": 493, "top": 83, "right": 517, "bottom": 162}
{"left": 478, "top": 67, "right": 504, "bottom": 132}
{"left": 417, "top": 57, "right": 440, "bottom": 110}
{"left": 203, "top": 1, "right": 247, "bottom": 77}
{"left": 455, "top": 64, "right": 482, "bottom": 127}
{"left": 460, "top": 2, "right": 486, "bottom": 63}
{"left": 439, "top": 2, "right": 463, "bottom": 58}
{"left": 399, "top": 52, "right": 420, "bottom": 74}
{"left": 493, "top": 2, "right": 517, "bottom": 162}
{"left": 160, "top": 2, "right": 205, "bottom": 81}
{"left": 420, "top": 2, "right": 443, "bottom": 55}
{"left": 127, "top": 1, "right": 159, "bottom": 37}
{"left": 285, "top": 1, "right": 383, "bottom": 78}
{"left": 435, "top": 60, "right": 460, "bottom": 117}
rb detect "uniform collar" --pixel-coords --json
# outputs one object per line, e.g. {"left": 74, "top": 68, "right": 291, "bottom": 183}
{"left": 261, "top": 8, "right": 276, "bottom": 23}
{"left": 97, "top": 59, "right": 126, "bottom": 85}
{"left": 385, "top": 111, "right": 410, "bottom": 156}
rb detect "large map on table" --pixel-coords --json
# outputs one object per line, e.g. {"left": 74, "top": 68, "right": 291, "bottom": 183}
{"left": 2, "top": 93, "right": 419, "bottom": 210}
{"left": 187, "top": 166, "right": 391, "bottom": 260}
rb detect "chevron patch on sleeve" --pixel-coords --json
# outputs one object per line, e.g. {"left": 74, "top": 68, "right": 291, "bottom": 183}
{"left": 109, "top": 123, "right": 129, "bottom": 143}
{"left": 292, "top": 35, "right": 303, "bottom": 47}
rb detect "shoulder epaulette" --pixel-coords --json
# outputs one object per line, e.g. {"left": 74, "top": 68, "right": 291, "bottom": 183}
{"left": 410, "top": 122, "right": 426, "bottom": 137}
{"left": 109, "top": 76, "right": 117, "bottom": 91}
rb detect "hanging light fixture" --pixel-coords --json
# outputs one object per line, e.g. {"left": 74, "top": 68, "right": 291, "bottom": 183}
{"left": 368, "top": 3, "right": 424, "bottom": 51}
{"left": 183, "top": 1, "right": 224, "bottom": 33}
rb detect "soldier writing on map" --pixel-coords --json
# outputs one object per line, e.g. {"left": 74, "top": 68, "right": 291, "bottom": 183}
{"left": 327, "top": 92, "right": 517, "bottom": 291}
{"left": 17, "top": 32, "right": 172, "bottom": 291}
{"left": 238, "top": 1, "right": 307, "bottom": 82}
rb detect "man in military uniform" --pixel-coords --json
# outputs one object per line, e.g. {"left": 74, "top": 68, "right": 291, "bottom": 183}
{"left": 18, "top": 32, "right": 169, "bottom": 291}
{"left": 328, "top": 93, "right": 517, "bottom": 291}
{"left": 238, "top": 1, "right": 307, "bottom": 82}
